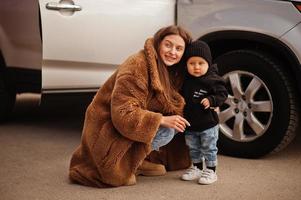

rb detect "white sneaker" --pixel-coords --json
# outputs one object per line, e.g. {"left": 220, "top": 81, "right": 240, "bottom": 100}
{"left": 181, "top": 166, "right": 202, "bottom": 181}
{"left": 198, "top": 169, "right": 217, "bottom": 185}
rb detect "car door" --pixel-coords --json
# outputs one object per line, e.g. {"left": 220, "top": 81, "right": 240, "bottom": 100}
{"left": 39, "top": 0, "right": 175, "bottom": 93}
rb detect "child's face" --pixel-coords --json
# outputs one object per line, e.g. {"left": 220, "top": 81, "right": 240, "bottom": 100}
{"left": 186, "top": 56, "right": 209, "bottom": 77}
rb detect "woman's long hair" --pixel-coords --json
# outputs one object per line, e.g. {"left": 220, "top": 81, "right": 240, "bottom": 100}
{"left": 153, "top": 25, "right": 192, "bottom": 101}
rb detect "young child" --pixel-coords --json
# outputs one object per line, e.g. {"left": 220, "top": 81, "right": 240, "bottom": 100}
{"left": 180, "top": 40, "right": 228, "bottom": 184}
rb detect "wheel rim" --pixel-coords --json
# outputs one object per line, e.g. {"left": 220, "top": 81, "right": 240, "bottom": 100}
{"left": 219, "top": 70, "right": 273, "bottom": 142}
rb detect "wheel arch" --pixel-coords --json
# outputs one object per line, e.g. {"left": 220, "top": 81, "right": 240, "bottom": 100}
{"left": 198, "top": 30, "right": 301, "bottom": 95}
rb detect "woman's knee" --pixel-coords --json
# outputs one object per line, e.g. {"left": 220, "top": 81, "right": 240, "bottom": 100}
{"left": 151, "top": 127, "right": 175, "bottom": 151}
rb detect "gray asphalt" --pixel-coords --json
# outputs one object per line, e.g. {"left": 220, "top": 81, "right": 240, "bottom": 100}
{"left": 1, "top": 93, "right": 301, "bottom": 200}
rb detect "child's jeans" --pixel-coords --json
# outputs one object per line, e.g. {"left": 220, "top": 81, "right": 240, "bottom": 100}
{"left": 151, "top": 126, "right": 176, "bottom": 151}
{"left": 184, "top": 125, "right": 219, "bottom": 167}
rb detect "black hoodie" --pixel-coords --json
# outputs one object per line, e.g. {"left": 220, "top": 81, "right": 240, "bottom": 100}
{"left": 181, "top": 64, "right": 228, "bottom": 132}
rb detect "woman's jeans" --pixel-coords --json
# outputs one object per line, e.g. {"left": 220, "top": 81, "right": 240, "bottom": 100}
{"left": 151, "top": 126, "right": 176, "bottom": 151}
{"left": 184, "top": 125, "right": 219, "bottom": 167}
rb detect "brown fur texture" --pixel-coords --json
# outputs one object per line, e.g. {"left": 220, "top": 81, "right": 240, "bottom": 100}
{"left": 69, "top": 38, "right": 191, "bottom": 187}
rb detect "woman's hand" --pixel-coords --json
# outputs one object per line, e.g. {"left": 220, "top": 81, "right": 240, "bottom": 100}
{"left": 201, "top": 98, "right": 210, "bottom": 109}
{"left": 160, "top": 115, "right": 190, "bottom": 133}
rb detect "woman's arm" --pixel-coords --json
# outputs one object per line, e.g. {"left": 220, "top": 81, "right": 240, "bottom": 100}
{"left": 111, "top": 72, "right": 162, "bottom": 144}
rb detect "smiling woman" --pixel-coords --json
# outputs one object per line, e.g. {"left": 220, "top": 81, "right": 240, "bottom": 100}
{"left": 159, "top": 35, "right": 185, "bottom": 66}
{"left": 69, "top": 25, "right": 193, "bottom": 187}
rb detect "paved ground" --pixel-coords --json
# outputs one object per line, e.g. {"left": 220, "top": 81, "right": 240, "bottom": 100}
{"left": 1, "top": 93, "right": 301, "bottom": 200}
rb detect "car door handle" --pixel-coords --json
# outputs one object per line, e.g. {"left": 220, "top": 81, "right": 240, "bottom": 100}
{"left": 46, "top": 2, "right": 82, "bottom": 11}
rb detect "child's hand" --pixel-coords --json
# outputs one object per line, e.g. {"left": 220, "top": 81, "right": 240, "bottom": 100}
{"left": 201, "top": 98, "right": 210, "bottom": 109}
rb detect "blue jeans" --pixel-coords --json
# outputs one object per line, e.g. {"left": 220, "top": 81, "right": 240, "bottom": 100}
{"left": 184, "top": 125, "right": 219, "bottom": 167}
{"left": 151, "top": 126, "right": 176, "bottom": 151}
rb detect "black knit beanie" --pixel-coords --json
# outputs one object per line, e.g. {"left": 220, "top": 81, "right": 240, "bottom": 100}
{"left": 184, "top": 40, "right": 212, "bottom": 66}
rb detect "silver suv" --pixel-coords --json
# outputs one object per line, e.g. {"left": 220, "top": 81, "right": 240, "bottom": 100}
{"left": 1, "top": 0, "right": 301, "bottom": 158}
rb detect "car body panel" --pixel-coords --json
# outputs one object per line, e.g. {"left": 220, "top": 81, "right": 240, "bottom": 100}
{"left": 178, "top": 0, "right": 301, "bottom": 63}
{"left": 0, "top": 0, "right": 41, "bottom": 70}
{"left": 38, "top": 0, "right": 175, "bottom": 92}
{"left": 281, "top": 22, "right": 301, "bottom": 62}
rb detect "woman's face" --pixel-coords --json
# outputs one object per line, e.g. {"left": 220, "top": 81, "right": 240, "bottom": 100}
{"left": 186, "top": 56, "right": 209, "bottom": 77}
{"left": 159, "top": 34, "right": 185, "bottom": 66}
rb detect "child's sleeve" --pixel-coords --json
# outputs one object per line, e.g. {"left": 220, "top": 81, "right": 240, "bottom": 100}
{"left": 207, "top": 77, "right": 228, "bottom": 107}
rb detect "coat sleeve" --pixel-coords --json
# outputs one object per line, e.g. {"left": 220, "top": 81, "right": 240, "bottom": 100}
{"left": 207, "top": 78, "right": 228, "bottom": 107}
{"left": 110, "top": 72, "right": 162, "bottom": 144}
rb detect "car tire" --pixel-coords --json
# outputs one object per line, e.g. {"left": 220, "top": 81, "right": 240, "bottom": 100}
{"left": 214, "top": 49, "right": 299, "bottom": 158}
{"left": 0, "top": 67, "right": 16, "bottom": 122}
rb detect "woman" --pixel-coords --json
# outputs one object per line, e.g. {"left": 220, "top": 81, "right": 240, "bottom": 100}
{"left": 69, "top": 25, "right": 192, "bottom": 187}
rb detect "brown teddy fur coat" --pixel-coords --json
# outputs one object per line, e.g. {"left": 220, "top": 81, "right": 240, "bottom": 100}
{"left": 69, "top": 38, "right": 191, "bottom": 187}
